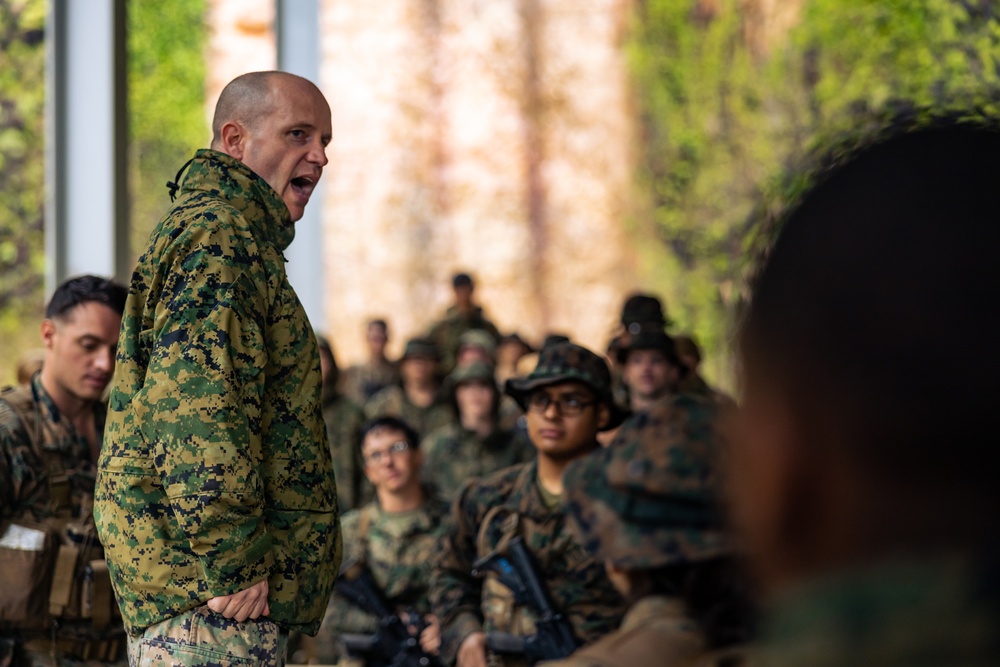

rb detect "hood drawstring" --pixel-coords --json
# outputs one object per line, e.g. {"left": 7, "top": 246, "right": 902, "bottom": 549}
{"left": 166, "top": 158, "right": 196, "bottom": 201}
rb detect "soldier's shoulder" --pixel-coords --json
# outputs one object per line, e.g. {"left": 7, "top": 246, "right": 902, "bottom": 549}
{"left": 547, "top": 597, "right": 708, "bottom": 667}
{"left": 340, "top": 503, "right": 374, "bottom": 540}
{"left": 0, "top": 386, "right": 34, "bottom": 440}
{"left": 422, "top": 422, "right": 461, "bottom": 450}
{"left": 456, "top": 462, "right": 529, "bottom": 514}
{"left": 329, "top": 395, "right": 365, "bottom": 420}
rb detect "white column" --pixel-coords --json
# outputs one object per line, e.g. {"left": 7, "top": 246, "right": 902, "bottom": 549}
{"left": 45, "top": 0, "right": 129, "bottom": 291}
{"left": 276, "top": 0, "right": 326, "bottom": 330}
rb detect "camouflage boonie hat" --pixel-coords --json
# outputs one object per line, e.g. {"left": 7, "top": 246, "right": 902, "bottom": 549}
{"left": 504, "top": 342, "right": 627, "bottom": 431}
{"left": 562, "top": 394, "right": 730, "bottom": 569}
{"left": 444, "top": 361, "right": 498, "bottom": 395}
{"left": 401, "top": 337, "right": 440, "bottom": 361}
{"left": 458, "top": 329, "right": 498, "bottom": 359}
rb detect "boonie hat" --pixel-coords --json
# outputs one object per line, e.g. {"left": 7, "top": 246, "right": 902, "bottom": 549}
{"left": 504, "top": 342, "right": 627, "bottom": 431}
{"left": 562, "top": 394, "right": 730, "bottom": 568}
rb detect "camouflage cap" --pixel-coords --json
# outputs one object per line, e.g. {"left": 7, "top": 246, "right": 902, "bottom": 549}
{"left": 616, "top": 329, "right": 681, "bottom": 367}
{"left": 444, "top": 360, "right": 498, "bottom": 395}
{"left": 562, "top": 394, "right": 730, "bottom": 569}
{"left": 401, "top": 337, "right": 440, "bottom": 361}
{"left": 458, "top": 329, "right": 498, "bottom": 359}
{"left": 504, "top": 342, "right": 627, "bottom": 430}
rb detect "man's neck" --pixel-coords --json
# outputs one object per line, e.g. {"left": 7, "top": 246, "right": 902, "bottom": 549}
{"left": 536, "top": 444, "right": 599, "bottom": 496}
{"left": 630, "top": 391, "right": 668, "bottom": 413}
{"left": 404, "top": 382, "right": 435, "bottom": 407}
{"left": 39, "top": 371, "right": 92, "bottom": 423}
{"left": 461, "top": 413, "right": 495, "bottom": 438}
{"left": 378, "top": 484, "right": 425, "bottom": 513}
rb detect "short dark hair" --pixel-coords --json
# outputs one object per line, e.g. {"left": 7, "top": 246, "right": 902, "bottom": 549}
{"left": 46, "top": 275, "right": 127, "bottom": 320}
{"left": 452, "top": 272, "right": 473, "bottom": 288}
{"left": 741, "top": 124, "right": 1000, "bottom": 495}
{"left": 367, "top": 319, "right": 388, "bottom": 333}
{"left": 358, "top": 416, "right": 421, "bottom": 455}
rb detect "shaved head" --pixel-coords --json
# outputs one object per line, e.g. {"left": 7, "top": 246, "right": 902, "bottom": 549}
{"left": 211, "top": 71, "right": 323, "bottom": 148}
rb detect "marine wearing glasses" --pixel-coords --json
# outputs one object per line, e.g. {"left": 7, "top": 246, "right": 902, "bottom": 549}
{"left": 363, "top": 440, "right": 411, "bottom": 464}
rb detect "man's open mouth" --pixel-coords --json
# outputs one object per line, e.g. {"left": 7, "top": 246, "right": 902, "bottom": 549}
{"left": 291, "top": 175, "right": 316, "bottom": 198}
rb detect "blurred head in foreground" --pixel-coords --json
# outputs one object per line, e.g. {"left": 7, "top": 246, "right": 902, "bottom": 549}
{"left": 732, "top": 124, "right": 1000, "bottom": 594}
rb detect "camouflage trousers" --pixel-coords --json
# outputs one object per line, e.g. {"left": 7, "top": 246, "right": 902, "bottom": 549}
{"left": 125, "top": 607, "right": 288, "bottom": 667}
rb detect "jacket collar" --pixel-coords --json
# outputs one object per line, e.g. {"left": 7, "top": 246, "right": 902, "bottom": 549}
{"left": 181, "top": 149, "right": 295, "bottom": 252}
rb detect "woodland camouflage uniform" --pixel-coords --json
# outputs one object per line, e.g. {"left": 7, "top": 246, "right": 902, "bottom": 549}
{"left": 544, "top": 391, "right": 743, "bottom": 667}
{"left": 427, "top": 306, "right": 501, "bottom": 374}
{"left": 94, "top": 149, "right": 341, "bottom": 638}
{"left": 364, "top": 386, "right": 454, "bottom": 441}
{"left": 421, "top": 362, "right": 533, "bottom": 499}
{"left": 1, "top": 375, "right": 125, "bottom": 664}
{"left": 313, "top": 494, "right": 451, "bottom": 661}
{"left": 340, "top": 360, "right": 399, "bottom": 407}
{"left": 322, "top": 384, "right": 371, "bottom": 512}
{"left": 430, "top": 343, "right": 628, "bottom": 664}
{"left": 1, "top": 375, "right": 105, "bottom": 523}
{"left": 421, "top": 423, "right": 533, "bottom": 500}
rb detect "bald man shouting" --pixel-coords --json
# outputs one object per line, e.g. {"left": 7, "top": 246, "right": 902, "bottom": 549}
{"left": 95, "top": 72, "right": 341, "bottom": 667}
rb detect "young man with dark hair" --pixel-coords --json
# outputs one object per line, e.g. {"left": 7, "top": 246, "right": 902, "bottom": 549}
{"left": 365, "top": 337, "right": 454, "bottom": 439}
{"left": 617, "top": 330, "right": 684, "bottom": 412}
{"left": 430, "top": 342, "right": 628, "bottom": 667}
{"left": 313, "top": 416, "right": 447, "bottom": 663}
{"left": 0, "top": 274, "right": 127, "bottom": 665}
{"left": 732, "top": 123, "right": 1000, "bottom": 664}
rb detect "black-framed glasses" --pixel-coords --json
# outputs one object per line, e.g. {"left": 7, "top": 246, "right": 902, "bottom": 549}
{"left": 526, "top": 392, "right": 597, "bottom": 416}
{"left": 364, "top": 440, "right": 410, "bottom": 464}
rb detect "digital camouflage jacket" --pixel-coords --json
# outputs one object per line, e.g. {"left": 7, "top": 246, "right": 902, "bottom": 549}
{"left": 430, "top": 461, "right": 626, "bottom": 663}
{"left": 420, "top": 423, "right": 533, "bottom": 499}
{"left": 94, "top": 149, "right": 341, "bottom": 636}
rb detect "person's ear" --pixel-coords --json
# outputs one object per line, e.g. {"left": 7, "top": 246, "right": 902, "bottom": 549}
{"left": 726, "top": 384, "right": 818, "bottom": 592}
{"left": 596, "top": 403, "right": 611, "bottom": 430}
{"left": 219, "top": 121, "right": 246, "bottom": 160}
{"left": 41, "top": 319, "right": 57, "bottom": 350}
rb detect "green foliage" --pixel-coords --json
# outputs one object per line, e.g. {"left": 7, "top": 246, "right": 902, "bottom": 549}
{"left": 0, "top": 0, "right": 45, "bottom": 315}
{"left": 128, "top": 0, "right": 208, "bottom": 257}
{"left": 0, "top": 0, "right": 207, "bottom": 383}
{"left": 628, "top": 0, "right": 1000, "bottom": 383}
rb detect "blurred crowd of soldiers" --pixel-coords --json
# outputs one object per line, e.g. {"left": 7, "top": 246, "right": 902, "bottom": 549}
{"left": 293, "top": 271, "right": 749, "bottom": 667}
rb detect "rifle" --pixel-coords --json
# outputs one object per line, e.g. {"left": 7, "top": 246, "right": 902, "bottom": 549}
{"left": 471, "top": 536, "right": 579, "bottom": 665}
{"left": 334, "top": 561, "right": 441, "bottom": 667}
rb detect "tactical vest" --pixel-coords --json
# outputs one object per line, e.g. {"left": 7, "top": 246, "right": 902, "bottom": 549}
{"left": 0, "top": 385, "right": 119, "bottom": 643}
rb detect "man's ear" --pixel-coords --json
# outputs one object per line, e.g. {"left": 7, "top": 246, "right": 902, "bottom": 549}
{"left": 41, "top": 319, "right": 57, "bottom": 350}
{"left": 218, "top": 121, "right": 246, "bottom": 160}
{"left": 596, "top": 403, "right": 611, "bottom": 430}
{"left": 726, "top": 384, "right": 820, "bottom": 592}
